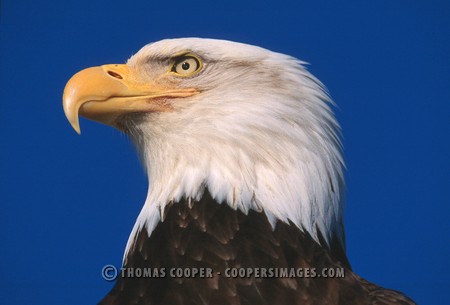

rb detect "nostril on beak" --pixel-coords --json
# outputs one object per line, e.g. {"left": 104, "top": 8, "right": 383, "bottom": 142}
{"left": 107, "top": 71, "right": 123, "bottom": 79}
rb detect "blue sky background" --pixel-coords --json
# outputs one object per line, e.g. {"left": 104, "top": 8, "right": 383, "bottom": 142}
{"left": 1, "top": 1, "right": 449, "bottom": 304}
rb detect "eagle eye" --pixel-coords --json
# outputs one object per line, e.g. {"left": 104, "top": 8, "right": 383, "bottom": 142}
{"left": 171, "top": 55, "right": 202, "bottom": 76}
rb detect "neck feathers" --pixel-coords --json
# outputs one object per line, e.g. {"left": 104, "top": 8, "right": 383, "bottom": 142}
{"left": 122, "top": 59, "right": 345, "bottom": 260}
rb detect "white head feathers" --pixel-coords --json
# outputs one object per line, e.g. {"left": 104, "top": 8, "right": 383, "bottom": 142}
{"left": 122, "top": 38, "right": 345, "bottom": 259}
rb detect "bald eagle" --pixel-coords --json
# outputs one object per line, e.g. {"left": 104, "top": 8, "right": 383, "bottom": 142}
{"left": 63, "top": 38, "right": 415, "bottom": 305}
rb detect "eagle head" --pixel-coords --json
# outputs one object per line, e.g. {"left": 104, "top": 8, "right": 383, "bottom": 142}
{"left": 63, "top": 38, "right": 345, "bottom": 257}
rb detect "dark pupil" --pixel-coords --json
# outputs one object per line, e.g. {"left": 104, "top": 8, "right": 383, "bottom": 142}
{"left": 181, "top": 62, "right": 190, "bottom": 70}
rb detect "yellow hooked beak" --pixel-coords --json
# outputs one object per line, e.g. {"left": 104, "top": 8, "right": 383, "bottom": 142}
{"left": 62, "top": 64, "right": 198, "bottom": 134}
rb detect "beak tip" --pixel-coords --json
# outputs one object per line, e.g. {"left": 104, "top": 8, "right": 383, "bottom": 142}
{"left": 67, "top": 116, "right": 81, "bottom": 135}
{"left": 72, "top": 123, "right": 81, "bottom": 135}
{"left": 63, "top": 95, "right": 82, "bottom": 135}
